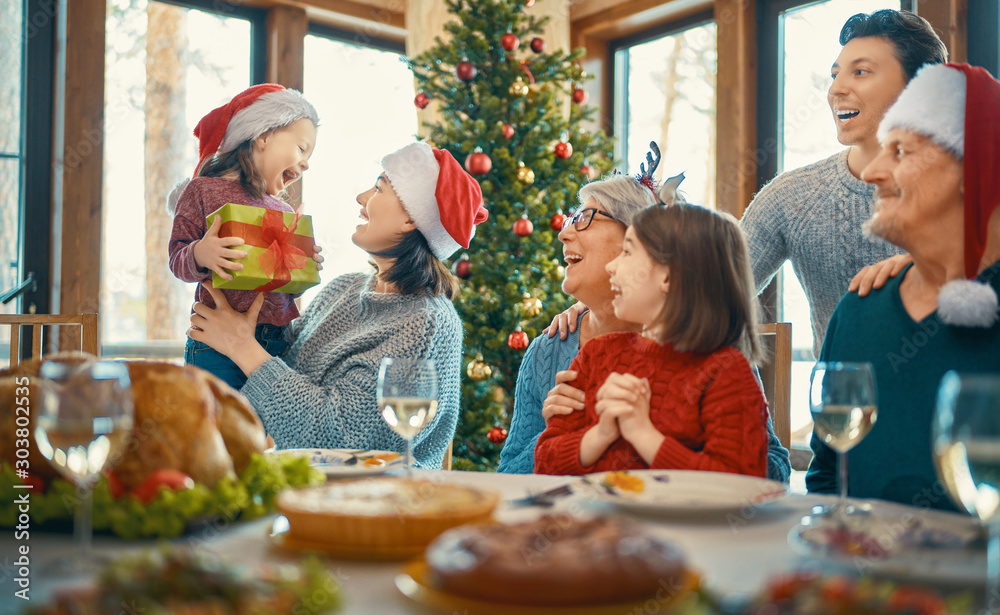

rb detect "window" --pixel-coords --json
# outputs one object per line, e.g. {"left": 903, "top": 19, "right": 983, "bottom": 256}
{"left": 300, "top": 29, "right": 417, "bottom": 307}
{"left": 0, "top": 1, "right": 24, "bottom": 366}
{"left": 769, "top": 0, "right": 900, "bottom": 445}
{"left": 613, "top": 19, "right": 717, "bottom": 208}
{"left": 101, "top": 0, "right": 263, "bottom": 359}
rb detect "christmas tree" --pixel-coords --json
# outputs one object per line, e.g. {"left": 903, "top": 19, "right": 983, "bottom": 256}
{"left": 407, "top": 0, "right": 615, "bottom": 470}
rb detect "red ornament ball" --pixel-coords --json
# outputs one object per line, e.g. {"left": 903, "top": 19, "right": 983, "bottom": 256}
{"left": 507, "top": 329, "right": 530, "bottom": 350}
{"left": 523, "top": 0, "right": 535, "bottom": 7}
{"left": 502, "top": 123, "right": 516, "bottom": 139}
{"left": 501, "top": 32, "right": 519, "bottom": 52}
{"left": 554, "top": 142, "right": 573, "bottom": 159}
{"left": 530, "top": 37, "right": 545, "bottom": 54}
{"left": 513, "top": 216, "right": 534, "bottom": 237}
{"left": 550, "top": 212, "right": 566, "bottom": 231}
{"left": 580, "top": 164, "right": 595, "bottom": 180}
{"left": 465, "top": 151, "right": 492, "bottom": 176}
{"left": 414, "top": 93, "right": 430, "bottom": 109}
{"left": 452, "top": 258, "right": 472, "bottom": 279}
{"left": 572, "top": 88, "right": 588, "bottom": 104}
{"left": 487, "top": 425, "right": 508, "bottom": 444}
{"left": 455, "top": 61, "right": 477, "bottom": 82}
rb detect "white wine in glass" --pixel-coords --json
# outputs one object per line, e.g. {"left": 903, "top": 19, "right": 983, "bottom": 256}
{"left": 809, "top": 361, "right": 878, "bottom": 520}
{"left": 34, "top": 360, "right": 134, "bottom": 574}
{"left": 377, "top": 358, "right": 438, "bottom": 477}
{"left": 933, "top": 371, "right": 1000, "bottom": 603}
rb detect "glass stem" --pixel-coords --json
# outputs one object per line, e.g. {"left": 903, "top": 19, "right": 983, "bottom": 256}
{"left": 405, "top": 439, "right": 413, "bottom": 479}
{"left": 75, "top": 485, "right": 93, "bottom": 560}
{"left": 988, "top": 515, "right": 1000, "bottom": 612}
{"left": 837, "top": 451, "right": 848, "bottom": 516}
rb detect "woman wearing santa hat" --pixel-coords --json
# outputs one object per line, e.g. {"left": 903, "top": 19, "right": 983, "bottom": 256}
{"left": 806, "top": 63, "right": 1000, "bottom": 510}
{"left": 189, "top": 141, "right": 489, "bottom": 470}
{"left": 169, "top": 83, "right": 321, "bottom": 390}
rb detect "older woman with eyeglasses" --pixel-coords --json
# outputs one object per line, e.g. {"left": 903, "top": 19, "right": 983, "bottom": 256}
{"left": 498, "top": 168, "right": 791, "bottom": 480}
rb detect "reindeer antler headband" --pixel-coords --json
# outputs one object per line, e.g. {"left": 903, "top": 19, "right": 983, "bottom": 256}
{"left": 613, "top": 141, "right": 685, "bottom": 206}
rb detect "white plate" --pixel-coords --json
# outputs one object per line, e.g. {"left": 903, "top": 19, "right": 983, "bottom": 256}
{"left": 581, "top": 469, "right": 787, "bottom": 515}
{"left": 788, "top": 510, "right": 985, "bottom": 584}
{"left": 268, "top": 448, "right": 404, "bottom": 477}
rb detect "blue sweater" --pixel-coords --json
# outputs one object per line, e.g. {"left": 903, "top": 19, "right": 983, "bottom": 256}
{"left": 806, "top": 262, "right": 1000, "bottom": 511}
{"left": 241, "top": 273, "right": 462, "bottom": 470}
{"left": 499, "top": 314, "right": 792, "bottom": 482}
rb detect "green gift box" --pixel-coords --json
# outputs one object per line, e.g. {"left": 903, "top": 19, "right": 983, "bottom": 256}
{"left": 206, "top": 203, "right": 320, "bottom": 294}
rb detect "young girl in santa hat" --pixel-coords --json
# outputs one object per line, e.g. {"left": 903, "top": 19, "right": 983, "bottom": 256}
{"left": 168, "top": 84, "right": 320, "bottom": 389}
{"left": 534, "top": 203, "right": 769, "bottom": 477}
{"left": 188, "top": 141, "right": 489, "bottom": 470}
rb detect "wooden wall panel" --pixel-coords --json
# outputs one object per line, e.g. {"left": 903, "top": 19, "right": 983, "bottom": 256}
{"left": 714, "top": 0, "right": 756, "bottom": 218}
{"left": 917, "top": 0, "right": 968, "bottom": 63}
{"left": 267, "top": 6, "right": 308, "bottom": 205}
{"left": 54, "top": 0, "right": 105, "bottom": 346}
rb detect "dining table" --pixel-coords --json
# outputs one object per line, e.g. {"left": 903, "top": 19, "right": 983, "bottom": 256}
{"left": 0, "top": 469, "right": 986, "bottom": 615}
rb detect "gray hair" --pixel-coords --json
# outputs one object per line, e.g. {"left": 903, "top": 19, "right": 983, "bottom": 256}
{"left": 577, "top": 174, "right": 658, "bottom": 226}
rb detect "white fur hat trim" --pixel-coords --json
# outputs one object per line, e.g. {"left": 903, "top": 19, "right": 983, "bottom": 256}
{"left": 381, "top": 142, "right": 460, "bottom": 260}
{"left": 878, "top": 64, "right": 966, "bottom": 157}
{"left": 219, "top": 89, "right": 319, "bottom": 154}
{"left": 938, "top": 279, "right": 999, "bottom": 328}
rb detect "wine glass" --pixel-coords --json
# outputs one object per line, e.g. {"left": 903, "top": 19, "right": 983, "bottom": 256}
{"left": 34, "top": 359, "right": 134, "bottom": 573}
{"left": 933, "top": 371, "right": 1000, "bottom": 604}
{"left": 376, "top": 357, "right": 438, "bottom": 478}
{"left": 809, "top": 361, "right": 878, "bottom": 521}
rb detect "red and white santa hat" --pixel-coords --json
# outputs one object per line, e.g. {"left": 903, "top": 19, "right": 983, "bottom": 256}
{"left": 381, "top": 142, "right": 489, "bottom": 260}
{"left": 193, "top": 83, "right": 318, "bottom": 175}
{"left": 877, "top": 63, "right": 1000, "bottom": 327}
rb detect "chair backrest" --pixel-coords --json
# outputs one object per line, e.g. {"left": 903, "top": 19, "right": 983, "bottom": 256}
{"left": 0, "top": 314, "right": 99, "bottom": 367}
{"left": 442, "top": 441, "right": 453, "bottom": 470}
{"left": 757, "top": 322, "right": 792, "bottom": 449}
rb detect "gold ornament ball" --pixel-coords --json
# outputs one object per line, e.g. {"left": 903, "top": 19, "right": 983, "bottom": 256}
{"left": 516, "top": 165, "right": 535, "bottom": 184}
{"left": 509, "top": 78, "right": 529, "bottom": 97}
{"left": 521, "top": 293, "right": 543, "bottom": 317}
{"left": 467, "top": 359, "right": 493, "bottom": 381}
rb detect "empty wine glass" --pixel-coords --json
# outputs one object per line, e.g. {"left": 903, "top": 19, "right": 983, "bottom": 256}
{"left": 809, "top": 361, "right": 878, "bottom": 521}
{"left": 34, "top": 359, "right": 134, "bottom": 573}
{"left": 376, "top": 357, "right": 438, "bottom": 477}
{"left": 933, "top": 371, "right": 1000, "bottom": 605}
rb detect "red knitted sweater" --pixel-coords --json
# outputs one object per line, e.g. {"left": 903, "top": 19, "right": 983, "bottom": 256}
{"left": 533, "top": 332, "right": 768, "bottom": 477}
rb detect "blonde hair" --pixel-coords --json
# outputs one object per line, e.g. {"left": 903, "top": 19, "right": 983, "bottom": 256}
{"left": 631, "top": 203, "right": 762, "bottom": 363}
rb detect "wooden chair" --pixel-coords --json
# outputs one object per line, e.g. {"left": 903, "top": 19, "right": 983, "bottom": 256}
{"left": 442, "top": 441, "right": 453, "bottom": 470}
{"left": 0, "top": 314, "right": 99, "bottom": 367}
{"left": 758, "top": 323, "right": 792, "bottom": 450}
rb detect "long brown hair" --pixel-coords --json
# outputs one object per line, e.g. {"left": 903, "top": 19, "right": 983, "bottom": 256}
{"left": 197, "top": 139, "right": 270, "bottom": 201}
{"left": 370, "top": 230, "right": 460, "bottom": 299}
{"left": 631, "top": 203, "right": 762, "bottom": 363}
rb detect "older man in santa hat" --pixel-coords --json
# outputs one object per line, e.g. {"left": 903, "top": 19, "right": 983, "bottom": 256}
{"left": 806, "top": 63, "right": 1000, "bottom": 511}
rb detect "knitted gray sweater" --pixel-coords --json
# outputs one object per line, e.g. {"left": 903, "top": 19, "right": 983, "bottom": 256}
{"left": 240, "top": 273, "right": 462, "bottom": 469}
{"left": 740, "top": 150, "right": 903, "bottom": 357}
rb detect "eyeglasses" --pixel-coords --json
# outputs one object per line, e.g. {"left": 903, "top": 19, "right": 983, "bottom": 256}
{"left": 561, "top": 208, "right": 619, "bottom": 232}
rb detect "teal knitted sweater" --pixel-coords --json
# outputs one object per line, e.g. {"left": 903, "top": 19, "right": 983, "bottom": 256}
{"left": 806, "top": 262, "right": 1000, "bottom": 511}
{"left": 241, "top": 273, "right": 462, "bottom": 470}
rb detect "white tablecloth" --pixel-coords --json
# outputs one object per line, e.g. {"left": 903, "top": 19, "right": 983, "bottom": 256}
{"left": 0, "top": 470, "right": 984, "bottom": 614}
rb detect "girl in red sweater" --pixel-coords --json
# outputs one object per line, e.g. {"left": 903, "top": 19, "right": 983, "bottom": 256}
{"left": 534, "top": 203, "right": 768, "bottom": 476}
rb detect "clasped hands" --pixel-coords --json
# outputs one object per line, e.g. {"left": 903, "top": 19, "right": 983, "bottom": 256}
{"left": 543, "top": 371, "right": 658, "bottom": 443}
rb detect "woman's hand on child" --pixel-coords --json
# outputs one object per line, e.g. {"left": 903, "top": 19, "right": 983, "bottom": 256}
{"left": 312, "top": 244, "right": 324, "bottom": 272}
{"left": 193, "top": 216, "right": 248, "bottom": 281}
{"left": 542, "top": 370, "right": 584, "bottom": 423}
{"left": 543, "top": 302, "right": 589, "bottom": 340}
{"left": 189, "top": 281, "right": 265, "bottom": 359}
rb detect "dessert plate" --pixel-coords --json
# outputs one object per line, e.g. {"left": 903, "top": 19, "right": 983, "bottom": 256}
{"left": 395, "top": 560, "right": 700, "bottom": 615}
{"left": 581, "top": 469, "right": 787, "bottom": 515}
{"left": 269, "top": 515, "right": 423, "bottom": 560}
{"left": 788, "top": 510, "right": 984, "bottom": 584}
{"left": 267, "top": 448, "right": 403, "bottom": 477}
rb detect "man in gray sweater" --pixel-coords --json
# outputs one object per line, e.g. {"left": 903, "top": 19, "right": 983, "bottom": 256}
{"left": 741, "top": 9, "right": 947, "bottom": 357}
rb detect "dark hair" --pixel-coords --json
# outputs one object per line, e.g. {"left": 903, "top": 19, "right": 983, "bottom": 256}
{"left": 839, "top": 9, "right": 948, "bottom": 80}
{"left": 197, "top": 139, "right": 270, "bottom": 202}
{"left": 631, "top": 203, "right": 762, "bottom": 363}
{"left": 370, "top": 229, "right": 460, "bottom": 299}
